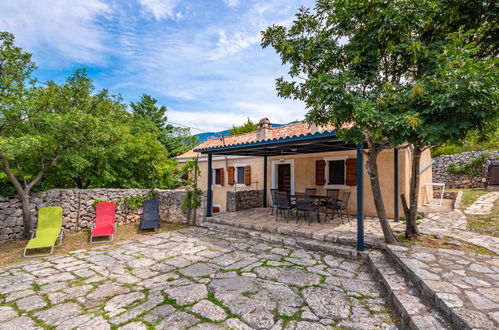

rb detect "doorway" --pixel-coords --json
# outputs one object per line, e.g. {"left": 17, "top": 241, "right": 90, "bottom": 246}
{"left": 271, "top": 160, "right": 295, "bottom": 195}
{"left": 277, "top": 164, "right": 291, "bottom": 194}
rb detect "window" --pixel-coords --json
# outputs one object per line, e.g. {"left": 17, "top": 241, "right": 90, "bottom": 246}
{"left": 328, "top": 160, "right": 345, "bottom": 185}
{"left": 236, "top": 166, "right": 245, "bottom": 184}
{"left": 214, "top": 168, "right": 221, "bottom": 185}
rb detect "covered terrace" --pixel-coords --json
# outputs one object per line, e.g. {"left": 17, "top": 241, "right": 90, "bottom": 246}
{"left": 195, "top": 129, "right": 401, "bottom": 251}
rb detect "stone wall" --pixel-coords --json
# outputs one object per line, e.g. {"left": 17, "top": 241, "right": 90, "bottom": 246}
{"left": 226, "top": 189, "right": 263, "bottom": 212}
{"left": 0, "top": 189, "right": 204, "bottom": 241}
{"left": 432, "top": 151, "right": 498, "bottom": 189}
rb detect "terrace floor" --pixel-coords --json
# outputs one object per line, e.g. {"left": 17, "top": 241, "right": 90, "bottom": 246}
{"left": 208, "top": 207, "right": 405, "bottom": 249}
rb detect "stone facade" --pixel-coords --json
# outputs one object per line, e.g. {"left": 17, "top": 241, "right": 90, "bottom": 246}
{"left": 226, "top": 189, "right": 263, "bottom": 212}
{"left": 432, "top": 151, "right": 498, "bottom": 188}
{"left": 0, "top": 189, "right": 204, "bottom": 242}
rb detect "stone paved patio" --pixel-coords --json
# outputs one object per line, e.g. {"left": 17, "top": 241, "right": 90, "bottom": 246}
{"left": 0, "top": 227, "right": 399, "bottom": 329}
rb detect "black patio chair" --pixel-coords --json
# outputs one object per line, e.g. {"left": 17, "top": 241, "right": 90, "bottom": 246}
{"left": 270, "top": 189, "right": 278, "bottom": 215}
{"left": 296, "top": 194, "right": 318, "bottom": 225}
{"left": 140, "top": 200, "right": 160, "bottom": 232}
{"left": 332, "top": 192, "right": 351, "bottom": 223}
{"left": 322, "top": 189, "right": 339, "bottom": 222}
{"left": 275, "top": 191, "right": 294, "bottom": 222}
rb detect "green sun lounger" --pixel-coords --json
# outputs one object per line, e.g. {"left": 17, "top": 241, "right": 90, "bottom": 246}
{"left": 23, "top": 206, "right": 65, "bottom": 258}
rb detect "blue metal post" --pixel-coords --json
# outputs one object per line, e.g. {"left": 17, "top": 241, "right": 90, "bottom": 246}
{"left": 206, "top": 153, "right": 213, "bottom": 217}
{"left": 394, "top": 147, "right": 399, "bottom": 222}
{"left": 356, "top": 144, "right": 364, "bottom": 251}
{"left": 263, "top": 155, "right": 268, "bottom": 208}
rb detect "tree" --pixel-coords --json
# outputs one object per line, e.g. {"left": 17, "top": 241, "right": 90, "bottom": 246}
{"left": 130, "top": 94, "right": 167, "bottom": 129}
{"left": 262, "top": 2, "right": 401, "bottom": 242}
{"left": 130, "top": 94, "right": 199, "bottom": 156}
{"left": 0, "top": 37, "right": 125, "bottom": 238}
{"left": 262, "top": 0, "right": 498, "bottom": 241}
{"left": 229, "top": 118, "right": 257, "bottom": 136}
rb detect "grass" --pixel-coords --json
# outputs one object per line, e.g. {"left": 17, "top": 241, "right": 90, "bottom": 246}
{"left": 447, "top": 188, "right": 488, "bottom": 208}
{"left": 448, "top": 188, "right": 498, "bottom": 237}
{"left": 0, "top": 223, "right": 187, "bottom": 268}
{"left": 397, "top": 233, "right": 496, "bottom": 256}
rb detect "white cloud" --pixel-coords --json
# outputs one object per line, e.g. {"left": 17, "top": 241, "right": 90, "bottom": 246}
{"left": 223, "top": 0, "right": 240, "bottom": 8}
{"left": 0, "top": 0, "right": 112, "bottom": 66}
{"left": 138, "top": 0, "right": 179, "bottom": 20}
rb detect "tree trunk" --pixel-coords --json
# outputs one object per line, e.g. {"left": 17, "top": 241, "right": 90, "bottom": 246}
{"left": 20, "top": 193, "right": 33, "bottom": 239}
{"left": 365, "top": 139, "right": 398, "bottom": 244}
{"left": 406, "top": 145, "right": 422, "bottom": 239}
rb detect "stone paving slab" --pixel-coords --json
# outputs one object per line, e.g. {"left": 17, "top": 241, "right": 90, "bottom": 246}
{"left": 386, "top": 244, "right": 499, "bottom": 329}
{"left": 0, "top": 227, "right": 399, "bottom": 329}
{"left": 464, "top": 191, "right": 499, "bottom": 215}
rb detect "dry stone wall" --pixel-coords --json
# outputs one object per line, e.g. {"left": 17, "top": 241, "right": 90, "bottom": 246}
{"left": 227, "top": 189, "right": 263, "bottom": 212}
{"left": 432, "top": 151, "right": 498, "bottom": 189}
{"left": 0, "top": 189, "right": 204, "bottom": 241}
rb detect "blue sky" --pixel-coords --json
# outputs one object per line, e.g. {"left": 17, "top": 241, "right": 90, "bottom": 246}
{"left": 0, "top": 0, "right": 315, "bottom": 133}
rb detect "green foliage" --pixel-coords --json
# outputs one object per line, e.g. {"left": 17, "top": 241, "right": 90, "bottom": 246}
{"left": 432, "top": 127, "right": 499, "bottom": 157}
{"left": 228, "top": 118, "right": 257, "bottom": 136}
{"left": 130, "top": 94, "right": 167, "bottom": 129}
{"left": 91, "top": 200, "right": 120, "bottom": 209}
{"left": 181, "top": 158, "right": 202, "bottom": 214}
{"left": 447, "top": 154, "right": 487, "bottom": 177}
{"left": 123, "top": 191, "right": 155, "bottom": 211}
{"left": 130, "top": 94, "right": 200, "bottom": 157}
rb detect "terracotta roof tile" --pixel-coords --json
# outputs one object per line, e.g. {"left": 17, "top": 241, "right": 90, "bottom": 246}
{"left": 177, "top": 122, "right": 336, "bottom": 159}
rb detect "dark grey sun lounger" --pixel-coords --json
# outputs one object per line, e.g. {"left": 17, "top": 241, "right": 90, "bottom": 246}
{"left": 140, "top": 200, "right": 160, "bottom": 231}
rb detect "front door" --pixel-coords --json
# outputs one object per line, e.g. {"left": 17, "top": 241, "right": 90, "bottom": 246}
{"left": 277, "top": 164, "right": 291, "bottom": 194}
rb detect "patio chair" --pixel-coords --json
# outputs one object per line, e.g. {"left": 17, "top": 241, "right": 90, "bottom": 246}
{"left": 296, "top": 194, "right": 318, "bottom": 225}
{"left": 332, "top": 192, "right": 351, "bottom": 223}
{"left": 24, "top": 206, "right": 65, "bottom": 258}
{"left": 305, "top": 188, "right": 317, "bottom": 196}
{"left": 322, "top": 189, "right": 339, "bottom": 222}
{"left": 275, "top": 191, "right": 294, "bottom": 222}
{"left": 270, "top": 189, "right": 278, "bottom": 215}
{"left": 90, "top": 202, "right": 117, "bottom": 243}
{"left": 140, "top": 200, "right": 160, "bottom": 232}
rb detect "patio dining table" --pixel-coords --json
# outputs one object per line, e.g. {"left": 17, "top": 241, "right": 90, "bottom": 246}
{"left": 289, "top": 194, "right": 334, "bottom": 223}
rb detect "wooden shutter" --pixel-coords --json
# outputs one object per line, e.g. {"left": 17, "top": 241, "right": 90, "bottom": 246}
{"left": 345, "top": 158, "right": 357, "bottom": 186}
{"left": 244, "top": 166, "right": 251, "bottom": 185}
{"left": 220, "top": 168, "right": 224, "bottom": 186}
{"left": 228, "top": 166, "right": 235, "bottom": 185}
{"left": 316, "top": 160, "right": 326, "bottom": 185}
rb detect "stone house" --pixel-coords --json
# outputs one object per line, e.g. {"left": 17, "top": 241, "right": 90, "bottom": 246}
{"left": 177, "top": 118, "right": 433, "bottom": 218}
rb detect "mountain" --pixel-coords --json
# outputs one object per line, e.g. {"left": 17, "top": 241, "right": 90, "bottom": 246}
{"left": 194, "top": 123, "right": 290, "bottom": 143}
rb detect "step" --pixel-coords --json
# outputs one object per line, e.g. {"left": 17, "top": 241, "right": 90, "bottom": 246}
{"left": 205, "top": 216, "right": 387, "bottom": 250}
{"left": 199, "top": 220, "right": 367, "bottom": 260}
{"left": 385, "top": 245, "right": 497, "bottom": 330}
{"left": 368, "top": 251, "right": 452, "bottom": 330}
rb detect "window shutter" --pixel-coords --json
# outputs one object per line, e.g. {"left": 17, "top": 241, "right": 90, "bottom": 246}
{"left": 345, "top": 159, "right": 357, "bottom": 186}
{"left": 220, "top": 168, "right": 224, "bottom": 186}
{"left": 316, "top": 160, "right": 326, "bottom": 185}
{"left": 244, "top": 166, "right": 251, "bottom": 185}
{"left": 228, "top": 166, "right": 235, "bottom": 185}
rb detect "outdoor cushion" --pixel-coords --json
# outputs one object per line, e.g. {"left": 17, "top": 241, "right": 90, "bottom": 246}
{"left": 140, "top": 200, "right": 160, "bottom": 230}
{"left": 26, "top": 206, "right": 63, "bottom": 250}
{"left": 91, "top": 202, "right": 116, "bottom": 237}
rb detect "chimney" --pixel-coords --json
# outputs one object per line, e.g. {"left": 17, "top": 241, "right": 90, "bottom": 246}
{"left": 256, "top": 117, "right": 272, "bottom": 141}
